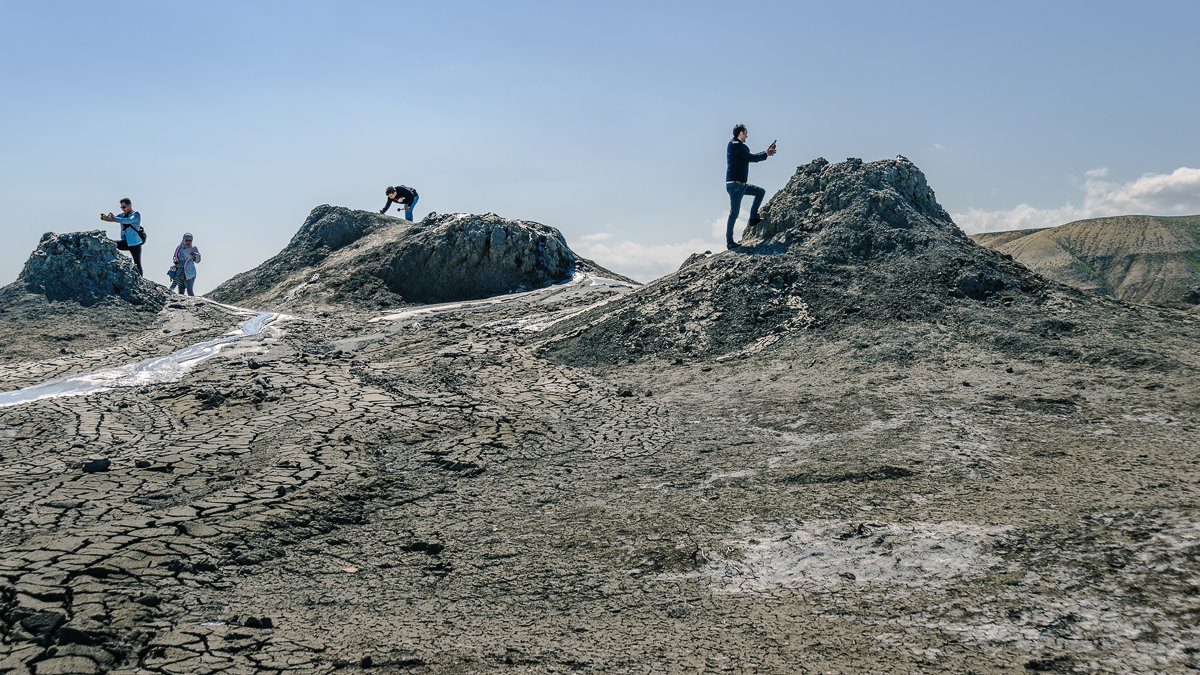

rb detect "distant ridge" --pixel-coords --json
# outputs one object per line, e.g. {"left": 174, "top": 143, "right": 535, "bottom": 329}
{"left": 970, "top": 215, "right": 1200, "bottom": 306}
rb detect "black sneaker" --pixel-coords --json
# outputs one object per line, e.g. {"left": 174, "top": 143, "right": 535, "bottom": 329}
{"left": 726, "top": 242, "right": 740, "bottom": 250}
{"left": 747, "top": 216, "right": 763, "bottom": 227}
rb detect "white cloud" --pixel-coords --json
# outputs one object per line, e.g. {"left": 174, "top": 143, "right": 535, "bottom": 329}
{"left": 933, "top": 143, "right": 945, "bottom": 151}
{"left": 954, "top": 166, "right": 1200, "bottom": 234}
{"left": 574, "top": 213, "right": 748, "bottom": 282}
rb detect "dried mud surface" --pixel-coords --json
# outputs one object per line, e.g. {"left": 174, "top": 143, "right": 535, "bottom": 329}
{"left": 1, "top": 270, "right": 1198, "bottom": 674}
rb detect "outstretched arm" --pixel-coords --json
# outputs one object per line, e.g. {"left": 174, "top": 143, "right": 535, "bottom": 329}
{"left": 112, "top": 212, "right": 140, "bottom": 226}
{"left": 733, "top": 143, "right": 768, "bottom": 163}
{"left": 380, "top": 199, "right": 392, "bottom": 214}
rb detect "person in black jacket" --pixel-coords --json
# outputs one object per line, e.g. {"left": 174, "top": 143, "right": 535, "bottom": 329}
{"left": 381, "top": 185, "right": 419, "bottom": 221}
{"left": 725, "top": 124, "right": 776, "bottom": 249}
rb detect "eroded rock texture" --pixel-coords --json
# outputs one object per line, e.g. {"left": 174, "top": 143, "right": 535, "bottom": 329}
{"left": 18, "top": 231, "right": 165, "bottom": 308}
{"left": 210, "top": 207, "right": 626, "bottom": 310}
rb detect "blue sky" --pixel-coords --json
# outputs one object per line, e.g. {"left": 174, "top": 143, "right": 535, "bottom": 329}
{"left": 2, "top": 0, "right": 1198, "bottom": 290}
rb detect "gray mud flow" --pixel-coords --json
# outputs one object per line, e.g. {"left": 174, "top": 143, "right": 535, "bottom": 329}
{"left": 0, "top": 310, "right": 277, "bottom": 408}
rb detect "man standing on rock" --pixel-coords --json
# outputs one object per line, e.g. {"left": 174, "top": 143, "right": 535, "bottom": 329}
{"left": 101, "top": 197, "right": 145, "bottom": 276}
{"left": 381, "top": 185, "right": 419, "bottom": 221}
{"left": 725, "top": 124, "right": 776, "bottom": 249}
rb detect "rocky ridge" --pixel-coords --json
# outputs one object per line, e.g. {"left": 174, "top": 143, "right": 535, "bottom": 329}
{"left": 210, "top": 206, "right": 631, "bottom": 310}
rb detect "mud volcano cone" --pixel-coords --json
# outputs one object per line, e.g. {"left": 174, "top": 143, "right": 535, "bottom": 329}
{"left": 210, "top": 206, "right": 629, "bottom": 310}
{"left": 13, "top": 230, "right": 166, "bottom": 307}
{"left": 541, "top": 156, "right": 1060, "bottom": 364}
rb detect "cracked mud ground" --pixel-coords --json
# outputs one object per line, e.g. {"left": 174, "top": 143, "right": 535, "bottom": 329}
{"left": 2, "top": 282, "right": 1198, "bottom": 674}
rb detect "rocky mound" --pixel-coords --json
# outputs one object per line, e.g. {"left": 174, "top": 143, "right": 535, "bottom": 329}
{"left": 541, "top": 157, "right": 1185, "bottom": 370}
{"left": 8, "top": 230, "right": 166, "bottom": 308}
{"left": 210, "top": 206, "right": 629, "bottom": 310}
{"left": 970, "top": 215, "right": 1200, "bottom": 306}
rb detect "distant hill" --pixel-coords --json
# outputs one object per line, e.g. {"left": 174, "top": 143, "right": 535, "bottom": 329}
{"left": 970, "top": 215, "right": 1200, "bottom": 306}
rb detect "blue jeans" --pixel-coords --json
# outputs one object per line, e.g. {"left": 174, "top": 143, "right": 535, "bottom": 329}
{"left": 175, "top": 274, "right": 195, "bottom": 296}
{"left": 726, "top": 182, "right": 765, "bottom": 246}
{"left": 404, "top": 194, "right": 419, "bottom": 221}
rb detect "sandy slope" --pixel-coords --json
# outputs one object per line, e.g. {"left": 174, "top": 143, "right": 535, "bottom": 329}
{"left": 971, "top": 215, "right": 1200, "bottom": 305}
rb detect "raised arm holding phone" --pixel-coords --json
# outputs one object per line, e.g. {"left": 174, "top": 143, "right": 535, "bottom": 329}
{"left": 725, "top": 124, "right": 776, "bottom": 250}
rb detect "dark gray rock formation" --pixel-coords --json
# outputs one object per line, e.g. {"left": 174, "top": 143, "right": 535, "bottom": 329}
{"left": 541, "top": 157, "right": 1176, "bottom": 371}
{"left": 349, "top": 212, "right": 576, "bottom": 303}
{"left": 16, "top": 230, "right": 166, "bottom": 307}
{"left": 210, "top": 206, "right": 631, "bottom": 309}
{"left": 1183, "top": 286, "right": 1200, "bottom": 305}
{"left": 208, "top": 206, "right": 393, "bottom": 306}
{"left": 747, "top": 156, "right": 1040, "bottom": 302}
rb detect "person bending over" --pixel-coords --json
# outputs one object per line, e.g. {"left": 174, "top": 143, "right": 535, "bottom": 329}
{"left": 381, "top": 185, "right": 419, "bottom": 221}
{"left": 101, "top": 197, "right": 145, "bottom": 275}
{"left": 725, "top": 124, "right": 776, "bottom": 249}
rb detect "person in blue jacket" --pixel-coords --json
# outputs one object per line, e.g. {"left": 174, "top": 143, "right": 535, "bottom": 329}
{"left": 380, "top": 185, "right": 419, "bottom": 221}
{"left": 101, "top": 197, "right": 145, "bottom": 276}
{"left": 725, "top": 124, "right": 776, "bottom": 249}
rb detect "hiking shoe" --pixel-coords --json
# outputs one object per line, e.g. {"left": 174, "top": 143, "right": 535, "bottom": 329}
{"left": 747, "top": 216, "right": 763, "bottom": 227}
{"left": 726, "top": 242, "right": 740, "bottom": 250}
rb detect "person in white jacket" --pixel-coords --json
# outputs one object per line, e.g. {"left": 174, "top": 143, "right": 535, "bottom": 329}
{"left": 171, "top": 233, "right": 201, "bottom": 296}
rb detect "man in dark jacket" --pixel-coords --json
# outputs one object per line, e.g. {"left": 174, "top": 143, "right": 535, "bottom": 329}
{"left": 381, "top": 185, "right": 419, "bottom": 221}
{"left": 725, "top": 124, "right": 776, "bottom": 249}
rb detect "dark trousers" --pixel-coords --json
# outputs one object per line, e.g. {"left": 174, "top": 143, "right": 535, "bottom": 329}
{"left": 128, "top": 244, "right": 143, "bottom": 276}
{"left": 726, "top": 182, "right": 765, "bottom": 246}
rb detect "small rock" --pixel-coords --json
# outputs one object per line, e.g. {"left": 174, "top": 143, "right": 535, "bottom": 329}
{"left": 57, "top": 626, "right": 100, "bottom": 645}
{"left": 1005, "top": 366, "right": 1014, "bottom": 373}
{"left": 360, "top": 655, "right": 374, "bottom": 668}
{"left": 135, "top": 460, "right": 151, "bottom": 469}
{"left": 244, "top": 616, "right": 263, "bottom": 628}
{"left": 617, "top": 389, "right": 634, "bottom": 398}
{"left": 134, "top": 594, "right": 161, "bottom": 607}
{"left": 82, "top": 458, "right": 111, "bottom": 473}
{"left": 21, "top": 611, "right": 64, "bottom": 635}
{"left": 840, "top": 572, "right": 857, "bottom": 581}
